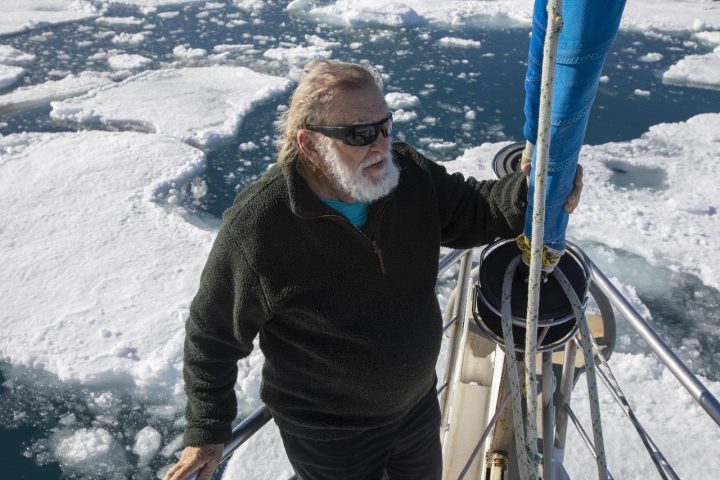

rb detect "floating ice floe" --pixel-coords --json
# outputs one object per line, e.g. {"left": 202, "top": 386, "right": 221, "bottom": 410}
{"left": 234, "top": 0, "right": 266, "bottom": 12}
{"left": 263, "top": 44, "right": 333, "bottom": 68}
{"left": 50, "top": 66, "right": 291, "bottom": 146}
{"left": 108, "top": 53, "right": 152, "bottom": 71}
{"left": 0, "top": 71, "right": 112, "bottom": 114}
{"left": 638, "top": 52, "right": 663, "bottom": 62}
{"left": 103, "top": 0, "right": 206, "bottom": 6}
{"left": 173, "top": 44, "right": 208, "bottom": 60}
{"left": 694, "top": 30, "right": 720, "bottom": 47}
{"left": 663, "top": 46, "right": 720, "bottom": 91}
{"left": 437, "top": 37, "right": 482, "bottom": 49}
{"left": 0, "top": 45, "right": 36, "bottom": 66}
{"left": 133, "top": 426, "right": 162, "bottom": 464}
{"left": 0, "top": 0, "right": 99, "bottom": 37}
{"left": 288, "top": 0, "right": 720, "bottom": 34}
{"left": 447, "top": 113, "right": 720, "bottom": 291}
{"left": 0, "top": 64, "right": 24, "bottom": 89}
{"left": 0, "top": 131, "right": 216, "bottom": 388}
{"left": 96, "top": 16, "right": 143, "bottom": 26}
{"left": 385, "top": 91, "right": 420, "bottom": 109}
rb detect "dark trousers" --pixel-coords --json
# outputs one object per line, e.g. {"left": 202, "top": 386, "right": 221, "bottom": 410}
{"left": 279, "top": 386, "right": 443, "bottom": 480}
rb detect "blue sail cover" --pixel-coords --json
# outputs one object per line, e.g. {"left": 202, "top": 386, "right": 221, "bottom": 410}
{"left": 523, "top": 0, "right": 626, "bottom": 251}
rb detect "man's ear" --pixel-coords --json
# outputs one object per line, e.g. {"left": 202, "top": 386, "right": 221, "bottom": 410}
{"left": 297, "top": 130, "right": 321, "bottom": 166}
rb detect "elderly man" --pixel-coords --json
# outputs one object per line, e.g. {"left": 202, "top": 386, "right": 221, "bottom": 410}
{"left": 164, "top": 60, "right": 582, "bottom": 480}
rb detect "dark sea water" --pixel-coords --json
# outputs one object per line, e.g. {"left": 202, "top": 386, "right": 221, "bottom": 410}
{"left": 1, "top": 1, "right": 719, "bottom": 478}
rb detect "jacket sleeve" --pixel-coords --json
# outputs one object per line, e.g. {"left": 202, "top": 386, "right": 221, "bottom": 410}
{"left": 182, "top": 220, "right": 271, "bottom": 447}
{"left": 419, "top": 148, "right": 528, "bottom": 249}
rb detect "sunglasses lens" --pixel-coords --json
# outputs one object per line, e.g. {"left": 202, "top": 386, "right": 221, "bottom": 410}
{"left": 348, "top": 125, "right": 378, "bottom": 146}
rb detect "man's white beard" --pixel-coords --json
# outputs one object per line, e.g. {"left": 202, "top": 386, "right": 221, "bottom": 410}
{"left": 317, "top": 137, "right": 400, "bottom": 203}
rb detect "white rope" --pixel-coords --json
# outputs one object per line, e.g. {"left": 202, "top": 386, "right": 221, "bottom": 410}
{"left": 553, "top": 268, "right": 608, "bottom": 480}
{"left": 524, "top": 2, "right": 563, "bottom": 478}
{"left": 500, "top": 255, "right": 531, "bottom": 480}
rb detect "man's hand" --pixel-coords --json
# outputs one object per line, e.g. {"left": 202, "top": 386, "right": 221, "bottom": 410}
{"left": 521, "top": 163, "right": 584, "bottom": 214}
{"left": 163, "top": 444, "right": 223, "bottom": 480}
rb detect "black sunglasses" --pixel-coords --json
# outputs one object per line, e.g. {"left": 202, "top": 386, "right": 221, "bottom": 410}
{"left": 306, "top": 113, "right": 393, "bottom": 147}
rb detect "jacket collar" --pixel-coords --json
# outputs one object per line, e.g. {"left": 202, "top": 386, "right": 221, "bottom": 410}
{"left": 282, "top": 159, "right": 393, "bottom": 234}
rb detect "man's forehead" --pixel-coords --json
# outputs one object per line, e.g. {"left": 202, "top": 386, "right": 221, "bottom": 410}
{"left": 327, "top": 87, "right": 389, "bottom": 125}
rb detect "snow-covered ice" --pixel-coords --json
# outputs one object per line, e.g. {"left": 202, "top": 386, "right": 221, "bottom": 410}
{"left": 0, "top": 64, "right": 24, "bottom": 89}
{"left": 288, "top": 0, "right": 720, "bottom": 34}
{"left": 663, "top": 46, "right": 720, "bottom": 91}
{"left": 0, "top": 131, "right": 213, "bottom": 387}
{"left": 0, "top": 71, "right": 112, "bottom": 114}
{"left": 0, "top": 0, "right": 99, "bottom": 37}
{"left": 222, "top": 420, "right": 293, "bottom": 480}
{"left": 448, "top": 113, "right": 720, "bottom": 291}
{"left": 50, "top": 66, "right": 291, "bottom": 146}
{"left": 133, "top": 426, "right": 162, "bottom": 463}
{"left": 96, "top": 16, "right": 143, "bottom": 26}
{"left": 52, "top": 427, "right": 126, "bottom": 475}
{"left": 385, "top": 92, "right": 420, "bottom": 109}
{"left": 566, "top": 353, "right": 720, "bottom": 479}
{"left": 437, "top": 37, "right": 482, "bottom": 49}
{"left": 263, "top": 44, "right": 333, "bottom": 67}
{"left": 0, "top": 45, "right": 36, "bottom": 66}
{"left": 108, "top": 53, "right": 152, "bottom": 71}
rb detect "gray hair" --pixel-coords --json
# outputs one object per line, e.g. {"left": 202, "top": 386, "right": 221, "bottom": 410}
{"left": 276, "top": 60, "right": 384, "bottom": 166}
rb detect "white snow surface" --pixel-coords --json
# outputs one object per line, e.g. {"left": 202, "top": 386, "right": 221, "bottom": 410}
{"left": 50, "top": 66, "right": 291, "bottom": 146}
{"left": 663, "top": 46, "right": 720, "bottom": 90}
{"left": 222, "top": 420, "right": 294, "bottom": 480}
{"left": 447, "top": 113, "right": 720, "bottom": 290}
{"left": 0, "top": 131, "right": 214, "bottom": 387}
{"left": 0, "top": 64, "right": 24, "bottom": 89}
{"left": 0, "top": 71, "right": 112, "bottom": 114}
{"left": 0, "top": 0, "right": 99, "bottom": 37}
{"left": 565, "top": 353, "right": 720, "bottom": 479}
{"left": 0, "top": 45, "right": 37, "bottom": 66}
{"left": 288, "top": 0, "right": 720, "bottom": 33}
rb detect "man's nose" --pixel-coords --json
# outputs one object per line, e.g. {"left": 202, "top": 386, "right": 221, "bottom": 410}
{"left": 370, "top": 130, "right": 392, "bottom": 152}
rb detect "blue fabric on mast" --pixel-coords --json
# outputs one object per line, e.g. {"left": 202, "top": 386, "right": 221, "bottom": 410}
{"left": 523, "top": 0, "right": 626, "bottom": 251}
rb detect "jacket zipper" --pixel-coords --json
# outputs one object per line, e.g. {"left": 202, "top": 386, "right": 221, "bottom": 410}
{"left": 302, "top": 199, "right": 390, "bottom": 274}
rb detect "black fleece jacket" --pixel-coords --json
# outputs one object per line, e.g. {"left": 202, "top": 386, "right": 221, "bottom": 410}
{"left": 183, "top": 142, "right": 527, "bottom": 446}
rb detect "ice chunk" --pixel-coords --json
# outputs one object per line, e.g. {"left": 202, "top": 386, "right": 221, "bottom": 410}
{"left": 53, "top": 428, "right": 126, "bottom": 475}
{"left": 0, "top": 0, "right": 99, "bottom": 37}
{"left": 663, "top": 47, "right": 720, "bottom": 90}
{"left": 0, "top": 45, "right": 36, "bottom": 66}
{"left": 134, "top": 426, "right": 162, "bottom": 463}
{"left": 638, "top": 52, "right": 663, "bottom": 62}
{"left": 694, "top": 31, "right": 720, "bottom": 47}
{"left": 108, "top": 54, "right": 152, "bottom": 71}
{"left": 263, "top": 44, "right": 333, "bottom": 67}
{"left": 96, "top": 16, "right": 143, "bottom": 26}
{"left": 0, "top": 64, "right": 24, "bottom": 89}
{"left": 385, "top": 92, "right": 420, "bottom": 109}
{"left": 50, "top": 66, "right": 291, "bottom": 146}
{"left": 173, "top": 45, "right": 208, "bottom": 60}
{"left": 437, "top": 37, "right": 482, "bottom": 48}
